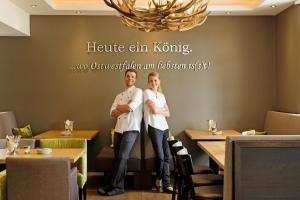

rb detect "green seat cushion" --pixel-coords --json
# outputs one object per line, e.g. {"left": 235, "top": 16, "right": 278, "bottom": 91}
{"left": 110, "top": 128, "right": 114, "bottom": 148}
{"left": 12, "top": 125, "right": 33, "bottom": 138}
{"left": 0, "top": 170, "right": 6, "bottom": 200}
{"left": 40, "top": 139, "right": 87, "bottom": 149}
{"left": 77, "top": 172, "right": 86, "bottom": 188}
{"left": 39, "top": 139, "right": 87, "bottom": 189}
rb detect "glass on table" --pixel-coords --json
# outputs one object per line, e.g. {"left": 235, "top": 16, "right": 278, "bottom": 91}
{"left": 208, "top": 120, "right": 217, "bottom": 132}
{"left": 64, "top": 120, "right": 74, "bottom": 132}
{"left": 23, "top": 146, "right": 31, "bottom": 154}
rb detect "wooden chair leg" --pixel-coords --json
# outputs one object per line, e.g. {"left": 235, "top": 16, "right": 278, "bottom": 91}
{"left": 79, "top": 188, "right": 82, "bottom": 200}
{"left": 177, "top": 178, "right": 182, "bottom": 200}
{"left": 181, "top": 177, "right": 191, "bottom": 200}
{"left": 172, "top": 173, "right": 178, "bottom": 200}
{"left": 83, "top": 184, "right": 87, "bottom": 200}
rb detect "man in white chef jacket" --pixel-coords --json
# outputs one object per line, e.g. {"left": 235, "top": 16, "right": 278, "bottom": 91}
{"left": 97, "top": 69, "right": 143, "bottom": 196}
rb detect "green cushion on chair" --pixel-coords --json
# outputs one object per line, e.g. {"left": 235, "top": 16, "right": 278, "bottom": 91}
{"left": 39, "top": 139, "right": 87, "bottom": 189}
{"left": 110, "top": 128, "right": 114, "bottom": 148}
{"left": 12, "top": 125, "right": 33, "bottom": 138}
{"left": 77, "top": 172, "right": 85, "bottom": 188}
{"left": 0, "top": 170, "right": 6, "bottom": 200}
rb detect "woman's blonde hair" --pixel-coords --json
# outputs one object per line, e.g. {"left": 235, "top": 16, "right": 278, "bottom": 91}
{"left": 148, "top": 71, "right": 162, "bottom": 92}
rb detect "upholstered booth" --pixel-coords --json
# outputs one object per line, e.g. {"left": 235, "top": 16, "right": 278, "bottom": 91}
{"left": 6, "top": 157, "right": 78, "bottom": 200}
{"left": 0, "top": 111, "right": 17, "bottom": 138}
{"left": 0, "top": 138, "right": 36, "bottom": 149}
{"left": 95, "top": 131, "right": 142, "bottom": 188}
{"left": 264, "top": 110, "right": 300, "bottom": 135}
{"left": 96, "top": 132, "right": 141, "bottom": 173}
{"left": 96, "top": 128, "right": 177, "bottom": 188}
{"left": 39, "top": 139, "right": 87, "bottom": 200}
{"left": 144, "top": 132, "right": 174, "bottom": 171}
{"left": 224, "top": 135, "right": 300, "bottom": 200}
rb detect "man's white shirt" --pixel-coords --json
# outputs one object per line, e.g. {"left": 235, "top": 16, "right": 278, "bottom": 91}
{"left": 110, "top": 86, "right": 143, "bottom": 133}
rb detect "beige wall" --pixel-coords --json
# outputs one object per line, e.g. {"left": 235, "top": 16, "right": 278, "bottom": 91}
{"left": 276, "top": 5, "right": 300, "bottom": 113}
{"left": 0, "top": 16, "right": 276, "bottom": 169}
{"left": 0, "top": 16, "right": 276, "bottom": 133}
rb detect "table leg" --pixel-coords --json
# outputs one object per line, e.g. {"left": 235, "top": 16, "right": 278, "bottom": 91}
{"left": 209, "top": 157, "right": 219, "bottom": 174}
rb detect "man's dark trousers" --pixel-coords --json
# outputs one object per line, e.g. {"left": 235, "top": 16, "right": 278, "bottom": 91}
{"left": 110, "top": 131, "right": 138, "bottom": 189}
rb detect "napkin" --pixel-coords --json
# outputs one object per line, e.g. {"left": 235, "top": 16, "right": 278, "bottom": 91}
{"left": 242, "top": 129, "right": 256, "bottom": 136}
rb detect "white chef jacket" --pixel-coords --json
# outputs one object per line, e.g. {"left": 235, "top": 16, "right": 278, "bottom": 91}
{"left": 143, "top": 89, "right": 169, "bottom": 131}
{"left": 110, "top": 86, "right": 143, "bottom": 133}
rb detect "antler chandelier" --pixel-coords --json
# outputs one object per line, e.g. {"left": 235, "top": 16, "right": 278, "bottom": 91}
{"left": 104, "top": 0, "right": 209, "bottom": 32}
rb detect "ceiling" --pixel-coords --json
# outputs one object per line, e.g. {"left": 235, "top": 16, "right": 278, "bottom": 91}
{"left": 0, "top": 0, "right": 299, "bottom": 36}
{"left": 9, "top": 0, "right": 297, "bottom": 16}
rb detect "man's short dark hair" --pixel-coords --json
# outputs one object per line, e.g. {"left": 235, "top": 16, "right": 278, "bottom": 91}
{"left": 125, "top": 69, "right": 138, "bottom": 78}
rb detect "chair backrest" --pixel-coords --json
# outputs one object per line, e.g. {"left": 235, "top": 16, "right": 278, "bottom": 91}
{"left": 0, "top": 111, "right": 17, "bottom": 138}
{"left": 224, "top": 135, "right": 300, "bottom": 200}
{"left": 176, "top": 154, "right": 194, "bottom": 177}
{"left": 168, "top": 139, "right": 178, "bottom": 154}
{"left": 264, "top": 110, "right": 300, "bottom": 135}
{"left": 6, "top": 157, "right": 75, "bottom": 200}
{"left": 170, "top": 144, "right": 184, "bottom": 169}
{"left": 168, "top": 140, "right": 178, "bottom": 165}
{"left": 39, "top": 138, "right": 87, "bottom": 183}
{"left": 39, "top": 138, "right": 87, "bottom": 149}
{"left": 0, "top": 169, "right": 6, "bottom": 200}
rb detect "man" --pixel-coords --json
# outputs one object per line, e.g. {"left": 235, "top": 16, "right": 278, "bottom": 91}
{"left": 97, "top": 69, "right": 143, "bottom": 196}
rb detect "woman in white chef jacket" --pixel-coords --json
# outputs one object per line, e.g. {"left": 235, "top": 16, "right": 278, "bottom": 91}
{"left": 144, "top": 72, "right": 173, "bottom": 193}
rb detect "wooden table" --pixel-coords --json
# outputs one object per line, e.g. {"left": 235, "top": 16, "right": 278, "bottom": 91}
{"left": 0, "top": 148, "right": 85, "bottom": 164}
{"left": 185, "top": 129, "right": 240, "bottom": 140}
{"left": 197, "top": 141, "right": 226, "bottom": 170}
{"left": 33, "top": 130, "right": 98, "bottom": 140}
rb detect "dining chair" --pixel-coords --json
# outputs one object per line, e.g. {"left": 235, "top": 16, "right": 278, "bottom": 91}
{"left": 169, "top": 140, "right": 213, "bottom": 174}
{"left": 169, "top": 140, "right": 220, "bottom": 200}
{"left": 6, "top": 157, "right": 78, "bottom": 200}
{"left": 39, "top": 138, "right": 87, "bottom": 200}
{"left": 176, "top": 153, "right": 223, "bottom": 200}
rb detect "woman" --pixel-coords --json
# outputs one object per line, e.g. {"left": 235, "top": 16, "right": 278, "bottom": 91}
{"left": 144, "top": 72, "right": 173, "bottom": 193}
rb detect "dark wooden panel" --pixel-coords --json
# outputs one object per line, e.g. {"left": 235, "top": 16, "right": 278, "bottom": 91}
{"left": 234, "top": 140, "right": 300, "bottom": 200}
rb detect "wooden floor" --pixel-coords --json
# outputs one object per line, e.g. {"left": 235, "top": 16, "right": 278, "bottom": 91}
{"left": 87, "top": 187, "right": 172, "bottom": 200}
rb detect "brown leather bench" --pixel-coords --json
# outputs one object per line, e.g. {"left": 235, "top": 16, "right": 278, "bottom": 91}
{"left": 95, "top": 129, "right": 173, "bottom": 188}
{"left": 95, "top": 132, "right": 141, "bottom": 172}
{"left": 264, "top": 110, "right": 300, "bottom": 135}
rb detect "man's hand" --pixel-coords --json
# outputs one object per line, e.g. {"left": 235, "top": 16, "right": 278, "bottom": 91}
{"left": 116, "top": 104, "right": 132, "bottom": 113}
{"left": 111, "top": 109, "right": 122, "bottom": 117}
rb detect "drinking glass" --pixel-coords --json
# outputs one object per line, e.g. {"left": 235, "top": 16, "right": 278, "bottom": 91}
{"left": 64, "top": 120, "right": 74, "bottom": 132}
{"left": 208, "top": 120, "right": 217, "bottom": 133}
